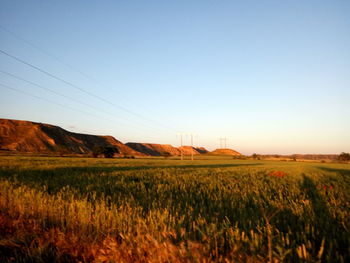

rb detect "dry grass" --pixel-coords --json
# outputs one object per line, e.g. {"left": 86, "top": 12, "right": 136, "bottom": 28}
{"left": 0, "top": 156, "right": 349, "bottom": 262}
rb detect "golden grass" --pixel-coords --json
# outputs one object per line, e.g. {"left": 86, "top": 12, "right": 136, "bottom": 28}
{"left": 0, "top": 156, "right": 349, "bottom": 262}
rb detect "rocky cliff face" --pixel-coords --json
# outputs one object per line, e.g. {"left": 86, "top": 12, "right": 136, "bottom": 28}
{"left": 0, "top": 119, "right": 142, "bottom": 156}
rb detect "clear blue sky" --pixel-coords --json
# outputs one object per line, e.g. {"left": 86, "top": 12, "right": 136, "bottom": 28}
{"left": 0, "top": 0, "right": 349, "bottom": 154}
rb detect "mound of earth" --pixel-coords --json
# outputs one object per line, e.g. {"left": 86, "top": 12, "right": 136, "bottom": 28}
{"left": 126, "top": 143, "right": 209, "bottom": 156}
{"left": 209, "top": 148, "right": 241, "bottom": 156}
{"left": 0, "top": 119, "right": 142, "bottom": 156}
{"left": 178, "top": 146, "right": 208, "bottom": 155}
{"left": 126, "top": 143, "right": 180, "bottom": 156}
{"left": 195, "top": 147, "right": 209, "bottom": 154}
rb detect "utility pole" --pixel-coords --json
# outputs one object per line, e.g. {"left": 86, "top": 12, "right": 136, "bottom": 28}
{"left": 177, "top": 132, "right": 197, "bottom": 161}
{"left": 177, "top": 133, "right": 184, "bottom": 160}
{"left": 180, "top": 133, "right": 183, "bottom": 160}
{"left": 219, "top": 137, "right": 228, "bottom": 149}
{"left": 190, "top": 133, "right": 194, "bottom": 161}
{"left": 189, "top": 133, "right": 198, "bottom": 161}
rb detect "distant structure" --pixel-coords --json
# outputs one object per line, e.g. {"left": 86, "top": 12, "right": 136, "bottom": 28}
{"left": 177, "top": 133, "right": 185, "bottom": 160}
{"left": 177, "top": 132, "right": 197, "bottom": 160}
{"left": 219, "top": 137, "right": 228, "bottom": 149}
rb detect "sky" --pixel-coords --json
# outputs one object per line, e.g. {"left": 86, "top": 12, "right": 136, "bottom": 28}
{"left": 0, "top": 0, "right": 349, "bottom": 154}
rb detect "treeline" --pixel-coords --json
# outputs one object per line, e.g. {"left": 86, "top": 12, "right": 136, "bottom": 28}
{"left": 250, "top": 153, "right": 350, "bottom": 161}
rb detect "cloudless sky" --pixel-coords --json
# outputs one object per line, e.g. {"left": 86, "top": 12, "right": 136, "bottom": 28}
{"left": 0, "top": 0, "right": 349, "bottom": 154}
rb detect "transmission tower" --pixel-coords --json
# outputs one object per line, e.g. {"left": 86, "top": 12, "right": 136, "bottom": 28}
{"left": 219, "top": 137, "right": 228, "bottom": 149}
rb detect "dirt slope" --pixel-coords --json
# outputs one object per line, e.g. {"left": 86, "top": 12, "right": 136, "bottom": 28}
{"left": 126, "top": 143, "right": 181, "bottom": 156}
{"left": 195, "top": 147, "right": 209, "bottom": 154}
{"left": 126, "top": 143, "right": 209, "bottom": 156}
{"left": 178, "top": 146, "right": 208, "bottom": 155}
{"left": 0, "top": 119, "right": 142, "bottom": 156}
{"left": 209, "top": 148, "right": 241, "bottom": 156}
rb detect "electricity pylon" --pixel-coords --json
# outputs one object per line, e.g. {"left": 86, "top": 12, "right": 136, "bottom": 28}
{"left": 177, "top": 132, "right": 197, "bottom": 161}
{"left": 219, "top": 137, "right": 228, "bottom": 149}
{"left": 177, "top": 133, "right": 185, "bottom": 160}
{"left": 189, "top": 133, "right": 197, "bottom": 161}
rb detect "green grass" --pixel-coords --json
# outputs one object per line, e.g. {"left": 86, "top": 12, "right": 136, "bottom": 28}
{"left": 0, "top": 156, "right": 349, "bottom": 262}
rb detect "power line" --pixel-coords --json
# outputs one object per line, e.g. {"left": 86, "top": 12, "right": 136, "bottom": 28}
{"left": 0, "top": 24, "right": 101, "bottom": 85}
{"left": 0, "top": 70, "right": 100, "bottom": 110}
{"left": 176, "top": 133, "right": 185, "bottom": 160}
{"left": 219, "top": 137, "right": 228, "bottom": 149}
{"left": 0, "top": 24, "right": 156, "bottom": 130}
{"left": 0, "top": 69, "right": 170, "bottom": 135}
{"left": 0, "top": 82, "right": 154, "bottom": 138}
{"left": 0, "top": 48, "right": 176, "bottom": 133}
{"left": 176, "top": 132, "right": 198, "bottom": 161}
{"left": 189, "top": 133, "right": 197, "bottom": 161}
{"left": 0, "top": 82, "right": 103, "bottom": 120}
{"left": 0, "top": 25, "right": 213, "bottom": 149}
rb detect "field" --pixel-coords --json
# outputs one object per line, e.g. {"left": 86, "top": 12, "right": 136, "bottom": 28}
{"left": 0, "top": 156, "right": 349, "bottom": 262}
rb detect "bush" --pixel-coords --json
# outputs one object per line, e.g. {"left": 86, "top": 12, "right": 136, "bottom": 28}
{"left": 162, "top": 152, "right": 172, "bottom": 159}
{"left": 92, "top": 146, "right": 103, "bottom": 158}
{"left": 103, "top": 147, "right": 119, "bottom": 158}
{"left": 92, "top": 146, "right": 119, "bottom": 158}
{"left": 252, "top": 153, "right": 260, "bottom": 160}
{"left": 338, "top": 152, "right": 350, "bottom": 162}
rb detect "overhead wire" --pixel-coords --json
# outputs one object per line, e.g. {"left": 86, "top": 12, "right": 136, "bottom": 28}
{"left": 0, "top": 27, "right": 177, "bottom": 134}
{"left": 0, "top": 81, "right": 156, "bottom": 138}
{"left": 0, "top": 69, "right": 171, "bottom": 136}
{"left": 0, "top": 25, "right": 102, "bottom": 85}
{"left": 0, "top": 82, "right": 105, "bottom": 120}
{"left": 0, "top": 48, "right": 176, "bottom": 133}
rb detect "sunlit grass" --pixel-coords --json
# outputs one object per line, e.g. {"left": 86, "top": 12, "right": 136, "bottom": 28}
{"left": 0, "top": 156, "right": 349, "bottom": 262}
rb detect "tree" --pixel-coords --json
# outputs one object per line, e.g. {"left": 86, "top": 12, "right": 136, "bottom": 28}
{"left": 162, "top": 152, "right": 172, "bottom": 159}
{"left": 103, "top": 146, "right": 119, "bottom": 158}
{"left": 92, "top": 146, "right": 103, "bottom": 158}
{"left": 338, "top": 152, "right": 350, "bottom": 162}
{"left": 92, "top": 146, "right": 119, "bottom": 158}
{"left": 252, "top": 153, "right": 260, "bottom": 160}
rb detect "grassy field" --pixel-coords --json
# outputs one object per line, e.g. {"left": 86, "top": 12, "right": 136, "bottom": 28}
{"left": 0, "top": 156, "right": 349, "bottom": 262}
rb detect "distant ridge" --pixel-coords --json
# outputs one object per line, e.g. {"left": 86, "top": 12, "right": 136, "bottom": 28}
{"left": 209, "top": 148, "right": 241, "bottom": 156}
{"left": 0, "top": 119, "right": 212, "bottom": 157}
{"left": 126, "top": 143, "right": 209, "bottom": 156}
{"left": 0, "top": 118, "right": 141, "bottom": 156}
{"left": 126, "top": 143, "right": 180, "bottom": 156}
{"left": 178, "top": 146, "right": 209, "bottom": 155}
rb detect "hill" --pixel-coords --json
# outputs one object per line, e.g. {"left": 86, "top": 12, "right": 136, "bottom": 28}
{"left": 195, "top": 147, "right": 209, "bottom": 154}
{"left": 126, "top": 143, "right": 209, "bottom": 156}
{"left": 209, "top": 148, "right": 241, "bottom": 156}
{"left": 178, "top": 146, "right": 209, "bottom": 155}
{"left": 0, "top": 119, "right": 142, "bottom": 156}
{"left": 126, "top": 143, "right": 180, "bottom": 156}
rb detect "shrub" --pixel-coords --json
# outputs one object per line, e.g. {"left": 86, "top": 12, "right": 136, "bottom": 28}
{"left": 252, "top": 153, "right": 260, "bottom": 160}
{"left": 92, "top": 146, "right": 119, "bottom": 158}
{"left": 338, "top": 152, "right": 350, "bottom": 162}
{"left": 162, "top": 152, "right": 172, "bottom": 158}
